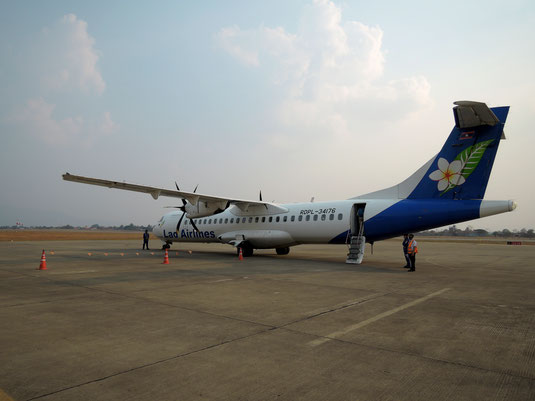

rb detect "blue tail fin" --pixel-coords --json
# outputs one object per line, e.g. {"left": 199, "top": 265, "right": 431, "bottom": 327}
{"left": 406, "top": 102, "right": 509, "bottom": 200}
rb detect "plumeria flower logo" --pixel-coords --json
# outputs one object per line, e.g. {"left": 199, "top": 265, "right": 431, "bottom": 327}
{"left": 429, "top": 158, "right": 466, "bottom": 191}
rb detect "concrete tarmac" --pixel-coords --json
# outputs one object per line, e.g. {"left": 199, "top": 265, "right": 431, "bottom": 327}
{"left": 0, "top": 239, "right": 534, "bottom": 400}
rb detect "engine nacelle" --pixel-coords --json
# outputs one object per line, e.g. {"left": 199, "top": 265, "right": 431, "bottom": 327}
{"left": 184, "top": 200, "right": 229, "bottom": 218}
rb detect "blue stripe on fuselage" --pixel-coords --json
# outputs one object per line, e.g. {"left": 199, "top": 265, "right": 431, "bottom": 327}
{"left": 329, "top": 199, "right": 482, "bottom": 243}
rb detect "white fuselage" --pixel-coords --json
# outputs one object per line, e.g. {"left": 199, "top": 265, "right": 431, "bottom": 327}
{"left": 154, "top": 200, "right": 359, "bottom": 248}
{"left": 152, "top": 197, "right": 515, "bottom": 249}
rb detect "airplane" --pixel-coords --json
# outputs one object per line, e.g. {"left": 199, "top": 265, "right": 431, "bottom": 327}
{"left": 63, "top": 101, "right": 516, "bottom": 264}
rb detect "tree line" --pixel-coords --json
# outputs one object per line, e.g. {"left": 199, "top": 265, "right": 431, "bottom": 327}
{"left": 0, "top": 223, "right": 154, "bottom": 231}
{"left": 419, "top": 225, "right": 535, "bottom": 238}
{"left": 2, "top": 224, "right": 534, "bottom": 238}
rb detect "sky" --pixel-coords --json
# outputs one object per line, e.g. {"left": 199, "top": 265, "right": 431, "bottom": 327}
{"left": 1, "top": 0, "right": 534, "bottom": 230}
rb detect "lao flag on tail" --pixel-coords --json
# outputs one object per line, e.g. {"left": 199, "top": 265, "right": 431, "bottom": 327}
{"left": 459, "top": 131, "right": 475, "bottom": 140}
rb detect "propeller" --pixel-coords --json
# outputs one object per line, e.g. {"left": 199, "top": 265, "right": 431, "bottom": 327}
{"left": 174, "top": 181, "right": 200, "bottom": 233}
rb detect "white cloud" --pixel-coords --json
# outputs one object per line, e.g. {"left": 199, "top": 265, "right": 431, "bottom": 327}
{"left": 216, "top": 25, "right": 260, "bottom": 67}
{"left": 39, "top": 14, "right": 105, "bottom": 94}
{"left": 9, "top": 98, "right": 117, "bottom": 146}
{"left": 99, "top": 111, "right": 119, "bottom": 135}
{"left": 216, "top": 0, "right": 431, "bottom": 142}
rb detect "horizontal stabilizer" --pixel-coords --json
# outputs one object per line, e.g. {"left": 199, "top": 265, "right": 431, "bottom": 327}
{"left": 453, "top": 100, "right": 500, "bottom": 129}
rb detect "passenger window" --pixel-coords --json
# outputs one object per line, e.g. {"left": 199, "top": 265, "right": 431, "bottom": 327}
{"left": 255, "top": 217, "right": 259, "bottom": 223}
{"left": 236, "top": 218, "right": 240, "bottom": 224}
{"left": 276, "top": 216, "right": 280, "bottom": 222}
{"left": 321, "top": 214, "right": 326, "bottom": 221}
{"left": 242, "top": 218, "right": 246, "bottom": 223}
{"left": 290, "top": 216, "right": 295, "bottom": 222}
{"left": 306, "top": 215, "right": 310, "bottom": 221}
{"left": 248, "top": 217, "right": 253, "bottom": 223}
{"left": 338, "top": 213, "right": 343, "bottom": 220}
{"left": 219, "top": 218, "right": 223, "bottom": 224}
{"left": 329, "top": 214, "right": 334, "bottom": 221}
{"left": 283, "top": 216, "right": 287, "bottom": 222}
{"left": 262, "top": 217, "right": 266, "bottom": 223}
{"left": 313, "top": 215, "right": 318, "bottom": 221}
{"left": 224, "top": 218, "right": 228, "bottom": 224}
{"left": 269, "top": 216, "right": 273, "bottom": 223}
{"left": 298, "top": 215, "right": 303, "bottom": 222}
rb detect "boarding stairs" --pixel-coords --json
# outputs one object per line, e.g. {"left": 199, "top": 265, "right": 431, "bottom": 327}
{"left": 346, "top": 225, "right": 365, "bottom": 264}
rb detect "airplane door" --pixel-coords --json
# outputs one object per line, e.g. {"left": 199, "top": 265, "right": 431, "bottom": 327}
{"left": 350, "top": 203, "right": 366, "bottom": 236}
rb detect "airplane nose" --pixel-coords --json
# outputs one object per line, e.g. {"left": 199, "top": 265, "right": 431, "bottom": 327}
{"left": 152, "top": 222, "right": 163, "bottom": 238}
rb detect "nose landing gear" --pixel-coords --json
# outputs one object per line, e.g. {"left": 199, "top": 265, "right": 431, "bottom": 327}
{"left": 237, "top": 243, "right": 254, "bottom": 257}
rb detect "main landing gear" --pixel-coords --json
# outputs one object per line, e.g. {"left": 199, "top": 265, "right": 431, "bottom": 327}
{"left": 276, "top": 247, "right": 290, "bottom": 255}
{"left": 162, "top": 242, "right": 171, "bottom": 250}
{"left": 236, "top": 245, "right": 291, "bottom": 257}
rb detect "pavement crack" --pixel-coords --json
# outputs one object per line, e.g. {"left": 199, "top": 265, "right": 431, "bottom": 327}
{"left": 278, "top": 291, "right": 393, "bottom": 329}
{"left": 283, "top": 327, "right": 535, "bottom": 383}
{"left": 26, "top": 329, "right": 271, "bottom": 401}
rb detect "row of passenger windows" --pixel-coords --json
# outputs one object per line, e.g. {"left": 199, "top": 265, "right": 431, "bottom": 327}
{"left": 185, "top": 213, "right": 344, "bottom": 226}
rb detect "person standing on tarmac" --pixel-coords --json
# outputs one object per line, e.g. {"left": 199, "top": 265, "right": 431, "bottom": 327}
{"left": 407, "top": 234, "right": 418, "bottom": 272}
{"left": 143, "top": 229, "right": 150, "bottom": 250}
{"left": 402, "top": 234, "right": 410, "bottom": 268}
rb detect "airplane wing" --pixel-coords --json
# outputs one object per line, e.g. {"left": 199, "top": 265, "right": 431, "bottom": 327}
{"left": 62, "top": 173, "right": 288, "bottom": 214}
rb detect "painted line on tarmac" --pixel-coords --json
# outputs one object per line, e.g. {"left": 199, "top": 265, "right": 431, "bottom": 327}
{"left": 48, "top": 270, "right": 97, "bottom": 275}
{"left": 308, "top": 288, "right": 450, "bottom": 347}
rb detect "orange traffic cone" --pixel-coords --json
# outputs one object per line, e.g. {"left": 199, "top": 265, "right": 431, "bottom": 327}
{"left": 162, "top": 248, "right": 170, "bottom": 264}
{"left": 38, "top": 249, "right": 47, "bottom": 270}
{"left": 238, "top": 248, "right": 243, "bottom": 261}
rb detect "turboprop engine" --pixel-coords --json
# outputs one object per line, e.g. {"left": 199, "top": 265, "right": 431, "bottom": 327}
{"left": 170, "top": 182, "right": 232, "bottom": 232}
{"left": 184, "top": 200, "right": 229, "bottom": 218}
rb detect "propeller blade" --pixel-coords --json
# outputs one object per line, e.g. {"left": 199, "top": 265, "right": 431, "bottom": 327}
{"left": 190, "top": 218, "right": 200, "bottom": 233}
{"left": 193, "top": 184, "right": 198, "bottom": 193}
{"left": 260, "top": 190, "right": 268, "bottom": 209}
{"left": 174, "top": 181, "right": 187, "bottom": 206}
{"left": 176, "top": 211, "right": 186, "bottom": 232}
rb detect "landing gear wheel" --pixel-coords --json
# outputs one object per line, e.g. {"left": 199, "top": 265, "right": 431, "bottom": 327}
{"left": 276, "top": 247, "right": 290, "bottom": 255}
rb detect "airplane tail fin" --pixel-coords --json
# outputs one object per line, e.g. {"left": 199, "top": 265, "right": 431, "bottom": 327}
{"left": 356, "top": 101, "right": 509, "bottom": 200}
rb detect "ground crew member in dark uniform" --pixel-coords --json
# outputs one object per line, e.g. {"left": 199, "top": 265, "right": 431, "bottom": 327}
{"left": 407, "top": 234, "right": 418, "bottom": 271}
{"left": 143, "top": 229, "right": 150, "bottom": 250}
{"left": 402, "top": 234, "right": 410, "bottom": 268}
